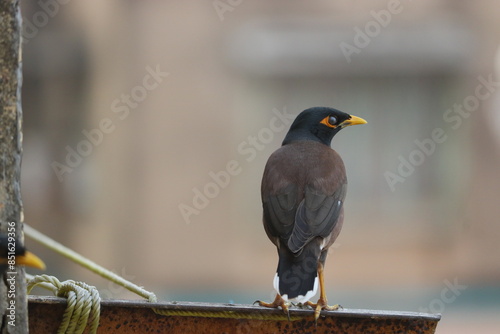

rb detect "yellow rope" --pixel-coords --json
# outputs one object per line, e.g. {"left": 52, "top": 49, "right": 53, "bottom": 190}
{"left": 145, "top": 290, "right": 301, "bottom": 320}
{"left": 27, "top": 275, "right": 101, "bottom": 334}
{"left": 24, "top": 224, "right": 156, "bottom": 302}
{"left": 24, "top": 224, "right": 305, "bottom": 326}
{"left": 150, "top": 308, "right": 301, "bottom": 321}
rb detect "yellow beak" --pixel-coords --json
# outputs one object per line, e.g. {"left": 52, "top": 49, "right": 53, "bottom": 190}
{"left": 340, "top": 115, "right": 367, "bottom": 127}
{"left": 15, "top": 251, "right": 46, "bottom": 270}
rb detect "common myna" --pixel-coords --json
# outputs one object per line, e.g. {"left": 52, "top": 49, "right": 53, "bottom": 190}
{"left": 256, "top": 107, "right": 366, "bottom": 321}
{"left": 0, "top": 234, "right": 46, "bottom": 272}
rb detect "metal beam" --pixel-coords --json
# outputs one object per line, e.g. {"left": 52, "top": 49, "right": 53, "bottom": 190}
{"left": 29, "top": 296, "right": 440, "bottom": 333}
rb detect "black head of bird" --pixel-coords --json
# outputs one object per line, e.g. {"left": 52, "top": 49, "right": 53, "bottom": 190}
{"left": 256, "top": 107, "right": 366, "bottom": 321}
{"left": 0, "top": 235, "right": 46, "bottom": 273}
{"left": 282, "top": 107, "right": 367, "bottom": 146}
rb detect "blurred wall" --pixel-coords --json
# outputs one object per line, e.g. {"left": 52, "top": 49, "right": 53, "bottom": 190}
{"left": 20, "top": 1, "right": 500, "bottom": 319}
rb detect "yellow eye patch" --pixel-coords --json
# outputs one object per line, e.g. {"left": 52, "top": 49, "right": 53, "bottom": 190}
{"left": 320, "top": 115, "right": 337, "bottom": 128}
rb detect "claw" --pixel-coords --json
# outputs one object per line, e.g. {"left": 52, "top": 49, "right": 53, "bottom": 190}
{"left": 305, "top": 299, "right": 341, "bottom": 323}
{"left": 254, "top": 294, "right": 291, "bottom": 320}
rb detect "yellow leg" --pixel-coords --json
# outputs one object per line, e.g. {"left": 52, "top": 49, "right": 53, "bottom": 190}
{"left": 254, "top": 293, "right": 291, "bottom": 320}
{"left": 305, "top": 262, "right": 341, "bottom": 322}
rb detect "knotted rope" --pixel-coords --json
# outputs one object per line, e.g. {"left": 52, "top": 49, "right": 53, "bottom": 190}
{"left": 27, "top": 275, "right": 100, "bottom": 334}
{"left": 24, "top": 223, "right": 302, "bottom": 332}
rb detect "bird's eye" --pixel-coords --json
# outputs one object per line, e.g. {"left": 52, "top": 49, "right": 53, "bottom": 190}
{"left": 320, "top": 115, "right": 338, "bottom": 128}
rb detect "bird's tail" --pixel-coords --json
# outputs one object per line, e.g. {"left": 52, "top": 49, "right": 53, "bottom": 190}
{"left": 274, "top": 240, "right": 321, "bottom": 303}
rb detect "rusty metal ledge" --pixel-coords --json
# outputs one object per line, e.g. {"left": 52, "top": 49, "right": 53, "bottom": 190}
{"left": 28, "top": 296, "right": 441, "bottom": 334}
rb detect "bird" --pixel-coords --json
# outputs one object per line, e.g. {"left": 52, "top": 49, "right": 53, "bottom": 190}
{"left": 255, "top": 107, "right": 366, "bottom": 321}
{"left": 0, "top": 234, "right": 46, "bottom": 273}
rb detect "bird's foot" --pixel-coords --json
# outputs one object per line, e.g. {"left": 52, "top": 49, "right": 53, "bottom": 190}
{"left": 305, "top": 298, "right": 342, "bottom": 323}
{"left": 254, "top": 294, "right": 291, "bottom": 320}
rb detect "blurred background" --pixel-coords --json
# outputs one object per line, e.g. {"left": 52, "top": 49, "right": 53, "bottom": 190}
{"left": 20, "top": 1, "right": 500, "bottom": 333}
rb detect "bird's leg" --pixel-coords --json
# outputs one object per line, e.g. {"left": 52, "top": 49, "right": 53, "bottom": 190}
{"left": 254, "top": 293, "right": 291, "bottom": 320}
{"left": 305, "top": 262, "right": 341, "bottom": 322}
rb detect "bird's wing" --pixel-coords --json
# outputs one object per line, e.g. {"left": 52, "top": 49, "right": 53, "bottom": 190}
{"left": 262, "top": 183, "right": 298, "bottom": 241}
{"left": 287, "top": 183, "right": 346, "bottom": 253}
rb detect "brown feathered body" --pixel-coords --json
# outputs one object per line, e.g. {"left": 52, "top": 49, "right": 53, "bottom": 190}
{"left": 261, "top": 140, "right": 347, "bottom": 302}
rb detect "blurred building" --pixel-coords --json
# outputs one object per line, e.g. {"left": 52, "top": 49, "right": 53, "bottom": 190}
{"left": 20, "top": 1, "right": 500, "bottom": 332}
